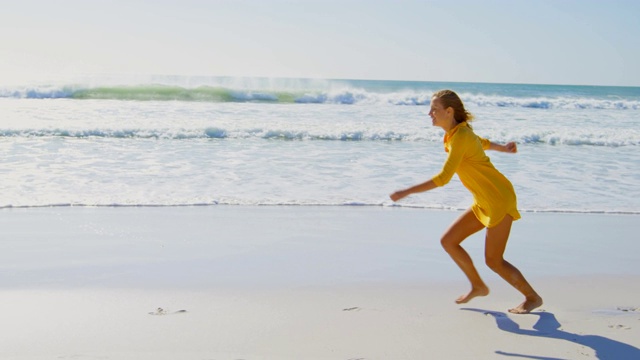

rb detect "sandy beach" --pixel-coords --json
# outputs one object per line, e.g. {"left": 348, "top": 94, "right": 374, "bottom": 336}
{"left": 1, "top": 206, "right": 639, "bottom": 359}
{"left": 3, "top": 1, "right": 639, "bottom": 359}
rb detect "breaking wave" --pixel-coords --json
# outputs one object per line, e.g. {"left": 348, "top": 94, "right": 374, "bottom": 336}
{"left": 2, "top": 84, "right": 639, "bottom": 109}
{"left": 1, "top": 127, "right": 638, "bottom": 146}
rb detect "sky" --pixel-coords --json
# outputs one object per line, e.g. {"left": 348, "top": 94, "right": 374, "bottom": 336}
{"left": 1, "top": 0, "right": 639, "bottom": 86}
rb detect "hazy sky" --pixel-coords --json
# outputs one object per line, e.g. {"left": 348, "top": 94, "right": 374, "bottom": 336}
{"left": 2, "top": 0, "right": 639, "bottom": 86}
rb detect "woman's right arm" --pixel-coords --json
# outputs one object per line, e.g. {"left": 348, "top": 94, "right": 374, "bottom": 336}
{"left": 390, "top": 180, "right": 438, "bottom": 202}
{"left": 391, "top": 133, "right": 467, "bottom": 202}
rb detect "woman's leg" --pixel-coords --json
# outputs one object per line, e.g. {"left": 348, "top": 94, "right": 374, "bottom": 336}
{"left": 484, "top": 215, "right": 543, "bottom": 314}
{"left": 440, "top": 208, "right": 488, "bottom": 304}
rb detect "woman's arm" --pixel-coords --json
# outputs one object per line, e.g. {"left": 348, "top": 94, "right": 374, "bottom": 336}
{"left": 488, "top": 141, "right": 518, "bottom": 153}
{"left": 391, "top": 144, "right": 463, "bottom": 202}
{"left": 390, "top": 179, "right": 438, "bottom": 202}
{"left": 391, "top": 131, "right": 469, "bottom": 202}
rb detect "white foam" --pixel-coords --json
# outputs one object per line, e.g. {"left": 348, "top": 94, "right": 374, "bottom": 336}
{"left": 1, "top": 80, "right": 639, "bottom": 213}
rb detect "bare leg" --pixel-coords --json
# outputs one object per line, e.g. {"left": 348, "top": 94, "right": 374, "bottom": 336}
{"left": 484, "top": 215, "right": 543, "bottom": 314}
{"left": 440, "top": 208, "right": 489, "bottom": 304}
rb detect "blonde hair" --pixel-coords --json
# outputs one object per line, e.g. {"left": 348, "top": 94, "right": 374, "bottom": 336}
{"left": 432, "top": 89, "right": 474, "bottom": 124}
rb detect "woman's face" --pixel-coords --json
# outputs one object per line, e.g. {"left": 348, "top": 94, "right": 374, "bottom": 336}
{"left": 429, "top": 98, "right": 451, "bottom": 129}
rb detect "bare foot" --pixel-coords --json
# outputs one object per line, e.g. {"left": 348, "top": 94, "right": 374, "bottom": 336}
{"left": 455, "top": 285, "right": 490, "bottom": 304}
{"left": 508, "top": 295, "right": 543, "bottom": 314}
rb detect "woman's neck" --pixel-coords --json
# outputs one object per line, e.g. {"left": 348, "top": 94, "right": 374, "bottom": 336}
{"left": 442, "top": 119, "right": 459, "bottom": 132}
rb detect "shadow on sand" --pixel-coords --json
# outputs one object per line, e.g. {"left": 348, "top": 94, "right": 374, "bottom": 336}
{"left": 461, "top": 308, "right": 640, "bottom": 360}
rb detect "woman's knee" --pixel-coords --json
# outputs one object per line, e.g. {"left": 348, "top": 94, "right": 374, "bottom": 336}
{"left": 440, "top": 235, "right": 455, "bottom": 252}
{"left": 440, "top": 209, "right": 484, "bottom": 252}
{"left": 485, "top": 255, "right": 505, "bottom": 272}
{"left": 440, "top": 231, "right": 465, "bottom": 252}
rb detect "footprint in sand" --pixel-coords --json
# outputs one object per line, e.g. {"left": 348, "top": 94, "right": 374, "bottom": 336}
{"left": 616, "top": 306, "right": 639, "bottom": 312}
{"left": 608, "top": 324, "right": 631, "bottom": 330}
{"left": 343, "top": 307, "right": 361, "bottom": 312}
{"left": 148, "top": 307, "right": 188, "bottom": 316}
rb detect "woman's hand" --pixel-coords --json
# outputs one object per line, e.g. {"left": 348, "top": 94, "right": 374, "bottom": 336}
{"left": 390, "top": 180, "right": 437, "bottom": 202}
{"left": 390, "top": 190, "right": 408, "bottom": 202}
{"left": 489, "top": 141, "right": 518, "bottom": 153}
{"left": 504, "top": 142, "right": 518, "bottom": 153}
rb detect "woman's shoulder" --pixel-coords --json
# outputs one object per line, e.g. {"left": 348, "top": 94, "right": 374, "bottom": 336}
{"left": 450, "top": 123, "right": 476, "bottom": 142}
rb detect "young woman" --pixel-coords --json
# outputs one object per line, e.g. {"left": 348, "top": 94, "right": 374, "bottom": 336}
{"left": 390, "top": 90, "right": 542, "bottom": 314}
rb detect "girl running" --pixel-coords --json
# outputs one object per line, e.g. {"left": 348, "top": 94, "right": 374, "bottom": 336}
{"left": 390, "top": 90, "right": 542, "bottom": 314}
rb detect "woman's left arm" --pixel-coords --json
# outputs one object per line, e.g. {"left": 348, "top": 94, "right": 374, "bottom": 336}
{"left": 488, "top": 141, "right": 517, "bottom": 153}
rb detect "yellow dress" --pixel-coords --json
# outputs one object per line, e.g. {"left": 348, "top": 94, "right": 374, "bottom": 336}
{"left": 431, "top": 122, "right": 521, "bottom": 228}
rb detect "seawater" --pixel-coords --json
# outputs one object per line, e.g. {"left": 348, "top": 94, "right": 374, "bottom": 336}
{"left": 1, "top": 76, "right": 639, "bottom": 214}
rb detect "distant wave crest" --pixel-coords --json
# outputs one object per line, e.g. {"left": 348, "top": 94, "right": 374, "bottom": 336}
{"left": 2, "top": 84, "right": 639, "bottom": 110}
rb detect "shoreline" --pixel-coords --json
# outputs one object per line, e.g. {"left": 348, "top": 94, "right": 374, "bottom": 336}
{"left": 2, "top": 203, "right": 639, "bottom": 216}
{"left": 2, "top": 206, "right": 638, "bottom": 288}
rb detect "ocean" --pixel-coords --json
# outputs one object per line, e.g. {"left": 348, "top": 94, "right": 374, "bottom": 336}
{"left": 1, "top": 76, "right": 639, "bottom": 214}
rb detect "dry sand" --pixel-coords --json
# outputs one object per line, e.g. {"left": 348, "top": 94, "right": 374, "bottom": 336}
{"left": 1, "top": 206, "right": 638, "bottom": 359}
